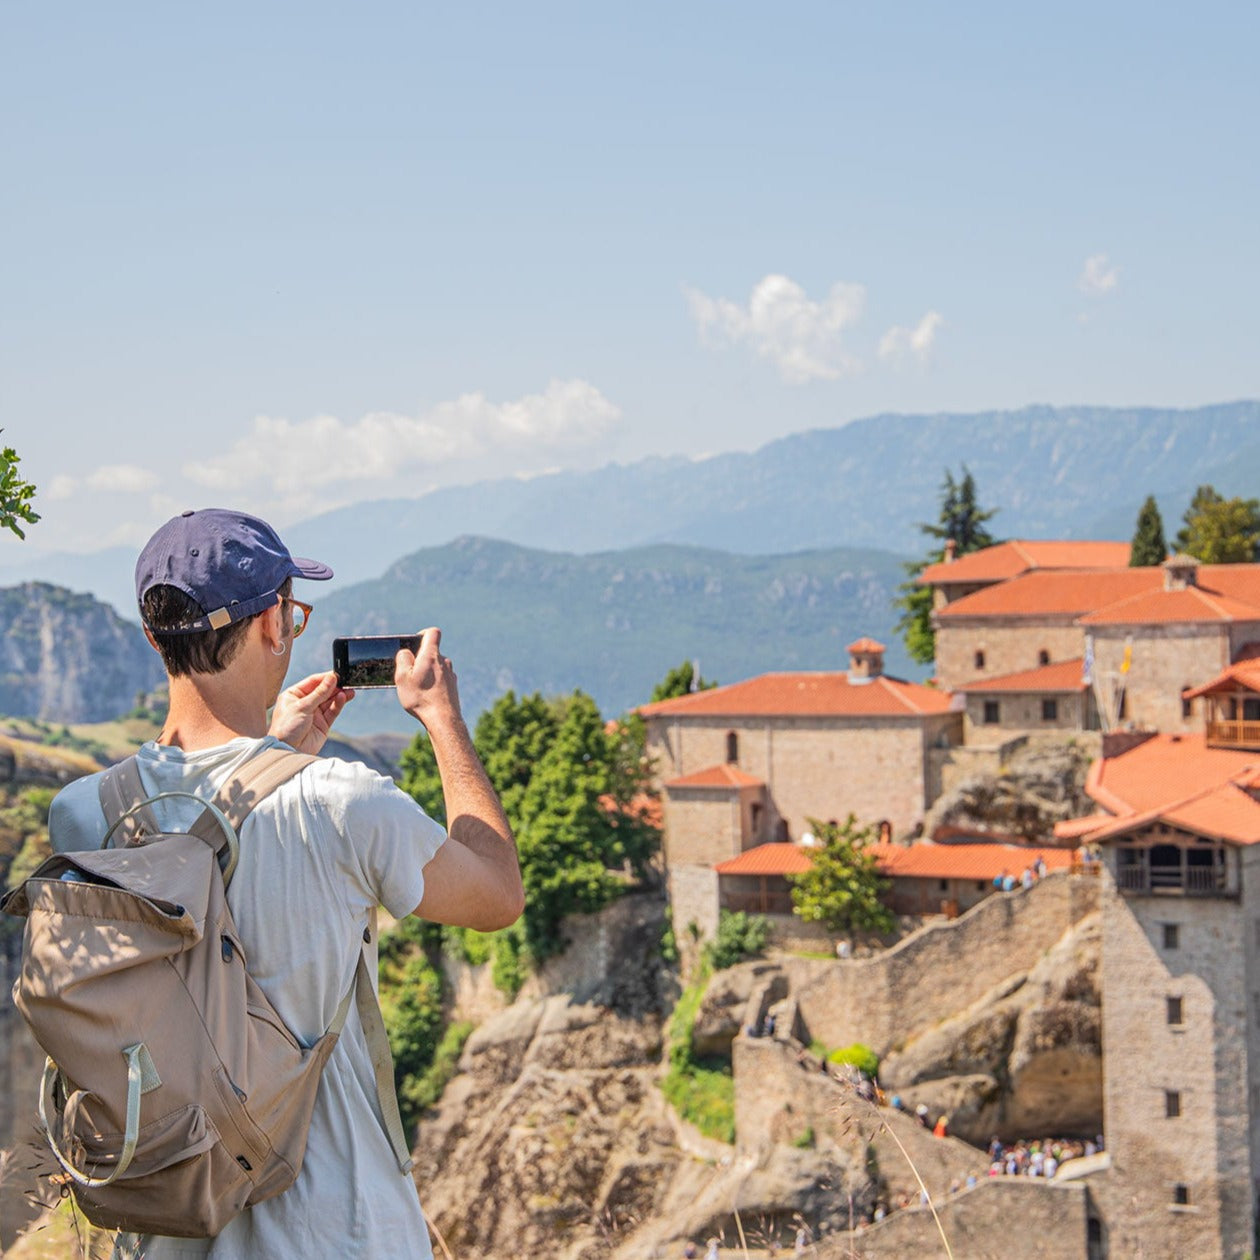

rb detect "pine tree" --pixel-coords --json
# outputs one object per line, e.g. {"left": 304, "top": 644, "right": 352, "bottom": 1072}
{"left": 894, "top": 467, "right": 1000, "bottom": 666}
{"left": 1129, "top": 496, "right": 1167, "bottom": 566}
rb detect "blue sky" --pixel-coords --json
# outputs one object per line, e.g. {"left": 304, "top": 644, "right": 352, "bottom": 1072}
{"left": 2, "top": 1, "right": 1257, "bottom": 556}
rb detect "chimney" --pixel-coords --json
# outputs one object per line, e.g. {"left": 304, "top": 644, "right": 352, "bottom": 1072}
{"left": 1163, "top": 554, "right": 1200, "bottom": 592}
{"left": 944, "top": 539, "right": 957, "bottom": 563}
{"left": 847, "top": 637, "right": 886, "bottom": 682}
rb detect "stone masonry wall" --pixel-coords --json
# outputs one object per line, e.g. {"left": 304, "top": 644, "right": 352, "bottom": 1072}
{"left": 934, "top": 619, "right": 1082, "bottom": 691}
{"left": 1097, "top": 857, "right": 1250, "bottom": 1259}
{"left": 662, "top": 788, "right": 746, "bottom": 867}
{"left": 648, "top": 714, "right": 961, "bottom": 840}
{"left": 963, "top": 690, "right": 1087, "bottom": 741}
{"left": 782, "top": 872, "right": 1098, "bottom": 1056}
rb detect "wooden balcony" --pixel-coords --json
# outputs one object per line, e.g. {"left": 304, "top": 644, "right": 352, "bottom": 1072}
{"left": 1206, "top": 719, "right": 1260, "bottom": 750}
{"left": 1117, "top": 859, "right": 1232, "bottom": 897}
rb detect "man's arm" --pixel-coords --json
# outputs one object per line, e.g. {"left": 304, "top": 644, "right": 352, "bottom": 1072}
{"left": 396, "top": 628, "right": 524, "bottom": 932}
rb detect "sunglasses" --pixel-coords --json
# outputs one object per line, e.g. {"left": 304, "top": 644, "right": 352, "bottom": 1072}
{"left": 280, "top": 595, "right": 313, "bottom": 639}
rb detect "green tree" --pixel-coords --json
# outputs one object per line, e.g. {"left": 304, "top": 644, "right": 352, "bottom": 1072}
{"left": 894, "top": 467, "right": 1000, "bottom": 665}
{"left": 651, "top": 659, "right": 717, "bottom": 702}
{"left": 1175, "top": 484, "right": 1260, "bottom": 563}
{"left": 1129, "top": 495, "right": 1168, "bottom": 566}
{"left": 787, "top": 815, "right": 895, "bottom": 936}
{"left": 0, "top": 438, "right": 38, "bottom": 540}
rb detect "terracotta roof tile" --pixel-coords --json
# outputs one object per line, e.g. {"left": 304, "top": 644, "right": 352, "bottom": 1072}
{"left": 958, "top": 658, "right": 1087, "bottom": 694}
{"left": 714, "top": 843, "right": 814, "bottom": 876}
{"left": 1184, "top": 660, "right": 1260, "bottom": 699}
{"left": 1079, "top": 586, "right": 1260, "bottom": 625}
{"left": 847, "top": 637, "right": 887, "bottom": 653}
{"left": 640, "top": 672, "right": 953, "bottom": 719}
{"left": 937, "top": 568, "right": 1160, "bottom": 619}
{"left": 665, "top": 764, "right": 765, "bottom": 790}
{"left": 1082, "top": 780, "right": 1260, "bottom": 846}
{"left": 1086, "top": 733, "right": 1260, "bottom": 816}
{"left": 918, "top": 541, "right": 1131, "bottom": 586}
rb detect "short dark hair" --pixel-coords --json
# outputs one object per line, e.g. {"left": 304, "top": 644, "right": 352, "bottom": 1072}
{"left": 143, "top": 578, "right": 292, "bottom": 677}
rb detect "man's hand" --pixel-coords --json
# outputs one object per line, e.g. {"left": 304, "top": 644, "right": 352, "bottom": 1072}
{"left": 395, "top": 627, "right": 463, "bottom": 733}
{"left": 269, "top": 671, "right": 355, "bottom": 755}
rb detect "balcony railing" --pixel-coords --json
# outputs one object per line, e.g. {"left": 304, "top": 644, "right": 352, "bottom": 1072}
{"left": 1117, "top": 862, "right": 1230, "bottom": 896}
{"left": 1206, "top": 719, "right": 1260, "bottom": 749}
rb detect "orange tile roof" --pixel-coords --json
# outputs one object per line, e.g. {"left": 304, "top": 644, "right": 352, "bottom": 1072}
{"left": 869, "top": 842, "right": 1074, "bottom": 881}
{"left": 713, "top": 841, "right": 1072, "bottom": 880}
{"left": 665, "top": 764, "right": 765, "bottom": 790}
{"left": 640, "top": 672, "right": 953, "bottom": 719}
{"left": 1184, "top": 660, "right": 1260, "bottom": 699}
{"left": 714, "top": 843, "right": 814, "bottom": 876}
{"left": 918, "top": 540, "right": 1131, "bottom": 586}
{"left": 847, "top": 637, "right": 887, "bottom": 653}
{"left": 1085, "top": 733, "right": 1260, "bottom": 816}
{"left": 1081, "top": 780, "right": 1260, "bottom": 846}
{"left": 958, "top": 658, "right": 1087, "bottom": 694}
{"left": 936, "top": 568, "right": 1160, "bottom": 619}
{"left": 1079, "top": 585, "right": 1260, "bottom": 625}
{"left": 1053, "top": 814, "right": 1112, "bottom": 840}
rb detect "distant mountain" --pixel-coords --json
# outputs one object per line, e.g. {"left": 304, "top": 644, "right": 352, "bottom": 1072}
{"left": 0, "top": 584, "right": 164, "bottom": 723}
{"left": 289, "top": 536, "right": 914, "bottom": 733}
{"left": 5, "top": 401, "right": 1257, "bottom": 613}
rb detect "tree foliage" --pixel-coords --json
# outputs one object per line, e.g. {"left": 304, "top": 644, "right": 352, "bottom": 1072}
{"left": 651, "top": 659, "right": 717, "bottom": 702}
{"left": 702, "top": 909, "right": 769, "bottom": 970}
{"left": 1174, "top": 484, "right": 1260, "bottom": 564}
{"left": 787, "top": 815, "right": 895, "bottom": 936}
{"left": 1129, "top": 495, "right": 1168, "bottom": 566}
{"left": 894, "top": 466, "right": 1000, "bottom": 666}
{"left": 0, "top": 438, "right": 38, "bottom": 540}
{"left": 399, "top": 687, "right": 661, "bottom": 974}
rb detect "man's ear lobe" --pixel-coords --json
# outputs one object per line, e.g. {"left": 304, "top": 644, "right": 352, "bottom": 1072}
{"left": 143, "top": 627, "right": 160, "bottom": 653}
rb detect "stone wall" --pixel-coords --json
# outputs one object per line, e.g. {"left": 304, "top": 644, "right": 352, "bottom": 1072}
{"left": 818, "top": 1178, "right": 1094, "bottom": 1259}
{"left": 667, "top": 863, "right": 720, "bottom": 957}
{"left": 662, "top": 788, "right": 748, "bottom": 866}
{"left": 647, "top": 713, "right": 962, "bottom": 840}
{"left": 1097, "top": 853, "right": 1255, "bottom": 1259}
{"left": 934, "top": 619, "right": 1082, "bottom": 691}
{"left": 963, "top": 689, "right": 1088, "bottom": 741}
{"left": 782, "top": 871, "right": 1098, "bottom": 1057}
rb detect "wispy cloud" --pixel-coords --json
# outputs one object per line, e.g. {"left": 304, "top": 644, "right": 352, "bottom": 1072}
{"left": 1078, "top": 253, "right": 1119, "bottom": 297}
{"left": 878, "top": 310, "right": 944, "bottom": 365}
{"left": 182, "top": 379, "right": 621, "bottom": 518}
{"left": 685, "top": 274, "right": 867, "bottom": 384}
{"left": 46, "top": 464, "right": 159, "bottom": 500}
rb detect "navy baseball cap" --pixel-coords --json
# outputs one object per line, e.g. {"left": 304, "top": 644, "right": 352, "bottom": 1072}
{"left": 136, "top": 508, "right": 333, "bottom": 634}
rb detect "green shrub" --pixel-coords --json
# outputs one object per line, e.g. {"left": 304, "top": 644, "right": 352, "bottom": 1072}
{"left": 702, "top": 910, "right": 769, "bottom": 971}
{"left": 659, "top": 964, "right": 735, "bottom": 1143}
{"left": 792, "top": 1125, "right": 816, "bottom": 1149}
{"left": 828, "top": 1042, "right": 880, "bottom": 1078}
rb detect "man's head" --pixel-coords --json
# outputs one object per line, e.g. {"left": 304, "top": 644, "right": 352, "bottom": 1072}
{"left": 137, "top": 509, "right": 332, "bottom": 677}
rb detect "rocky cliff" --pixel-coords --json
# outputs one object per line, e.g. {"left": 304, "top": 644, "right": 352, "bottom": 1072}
{"left": 0, "top": 583, "right": 163, "bottom": 723}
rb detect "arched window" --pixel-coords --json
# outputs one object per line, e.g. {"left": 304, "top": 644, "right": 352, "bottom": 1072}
{"left": 725, "top": 731, "right": 738, "bottom": 764}
{"left": 1181, "top": 687, "right": 1193, "bottom": 720}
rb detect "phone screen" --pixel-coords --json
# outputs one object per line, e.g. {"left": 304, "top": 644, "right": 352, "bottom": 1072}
{"left": 332, "top": 635, "right": 423, "bottom": 689}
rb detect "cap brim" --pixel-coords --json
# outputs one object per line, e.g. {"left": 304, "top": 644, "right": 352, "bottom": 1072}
{"left": 291, "top": 557, "right": 334, "bottom": 581}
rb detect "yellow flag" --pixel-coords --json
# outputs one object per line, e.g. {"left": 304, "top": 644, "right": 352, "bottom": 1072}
{"left": 1120, "top": 641, "right": 1132, "bottom": 674}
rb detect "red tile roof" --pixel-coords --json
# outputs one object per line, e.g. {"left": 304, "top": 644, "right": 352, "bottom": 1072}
{"left": 665, "top": 764, "right": 765, "bottom": 790}
{"left": 1079, "top": 585, "right": 1260, "bottom": 625}
{"left": 1085, "top": 733, "right": 1260, "bottom": 816}
{"left": 714, "top": 843, "right": 815, "bottom": 876}
{"left": 957, "top": 658, "right": 1087, "bottom": 694}
{"left": 936, "top": 569, "right": 1160, "bottom": 619}
{"left": 847, "top": 637, "right": 886, "bottom": 653}
{"left": 918, "top": 541, "right": 1131, "bottom": 587}
{"left": 1184, "top": 660, "right": 1260, "bottom": 699}
{"left": 713, "top": 841, "right": 1072, "bottom": 880}
{"left": 640, "top": 672, "right": 953, "bottom": 719}
{"left": 1082, "top": 780, "right": 1260, "bottom": 846}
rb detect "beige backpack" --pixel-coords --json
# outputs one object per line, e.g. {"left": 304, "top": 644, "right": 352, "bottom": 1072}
{"left": 1, "top": 747, "right": 412, "bottom": 1238}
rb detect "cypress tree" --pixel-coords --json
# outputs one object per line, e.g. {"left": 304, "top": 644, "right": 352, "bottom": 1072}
{"left": 1129, "top": 496, "right": 1167, "bottom": 566}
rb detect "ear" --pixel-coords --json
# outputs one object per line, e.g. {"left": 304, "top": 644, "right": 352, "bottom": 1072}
{"left": 143, "top": 627, "right": 161, "bottom": 654}
{"left": 260, "top": 601, "right": 286, "bottom": 652}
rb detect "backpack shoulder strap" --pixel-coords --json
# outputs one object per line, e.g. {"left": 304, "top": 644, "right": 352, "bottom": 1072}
{"left": 196, "top": 746, "right": 318, "bottom": 837}
{"left": 98, "top": 756, "right": 158, "bottom": 846}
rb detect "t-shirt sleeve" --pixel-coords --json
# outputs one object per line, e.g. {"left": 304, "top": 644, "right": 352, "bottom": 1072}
{"left": 310, "top": 759, "right": 447, "bottom": 920}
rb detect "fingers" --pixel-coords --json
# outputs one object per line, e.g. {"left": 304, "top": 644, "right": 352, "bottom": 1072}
{"left": 287, "top": 671, "right": 339, "bottom": 700}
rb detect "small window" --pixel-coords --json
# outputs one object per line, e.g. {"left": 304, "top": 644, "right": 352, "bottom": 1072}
{"left": 725, "top": 731, "right": 738, "bottom": 764}
{"left": 983, "top": 700, "right": 1000, "bottom": 725}
{"left": 1167, "top": 996, "right": 1184, "bottom": 1027}
{"left": 1162, "top": 923, "right": 1179, "bottom": 950}
{"left": 974, "top": 650, "right": 986, "bottom": 670}
{"left": 1038, "top": 649, "right": 1050, "bottom": 666}
{"left": 1165, "top": 1090, "right": 1181, "bottom": 1118}
{"left": 976, "top": 881, "right": 986, "bottom": 892}
{"left": 938, "top": 879, "right": 948, "bottom": 892}
{"left": 1181, "top": 688, "right": 1193, "bottom": 719}
{"left": 1041, "top": 698, "right": 1058, "bottom": 722}
{"left": 1173, "top": 1184, "right": 1189, "bottom": 1206}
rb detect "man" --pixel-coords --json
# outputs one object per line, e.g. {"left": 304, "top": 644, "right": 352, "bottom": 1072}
{"left": 48, "top": 508, "right": 523, "bottom": 1259}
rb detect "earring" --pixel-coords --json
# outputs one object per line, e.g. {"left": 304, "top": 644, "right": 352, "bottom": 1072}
{"left": 272, "top": 643, "right": 287, "bottom": 656}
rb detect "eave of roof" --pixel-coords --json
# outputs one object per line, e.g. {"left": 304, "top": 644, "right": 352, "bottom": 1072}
{"left": 917, "top": 540, "right": 1130, "bottom": 587}
{"left": 958, "top": 658, "right": 1087, "bottom": 694}
{"left": 665, "top": 764, "right": 765, "bottom": 791}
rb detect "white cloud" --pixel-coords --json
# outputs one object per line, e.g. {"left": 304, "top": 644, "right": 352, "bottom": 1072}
{"left": 47, "top": 474, "right": 78, "bottom": 501}
{"left": 685, "top": 274, "right": 866, "bottom": 384}
{"left": 45, "top": 465, "right": 157, "bottom": 500}
{"left": 878, "top": 310, "right": 944, "bottom": 364}
{"left": 1079, "top": 253, "right": 1119, "bottom": 297}
{"left": 182, "top": 379, "right": 621, "bottom": 514}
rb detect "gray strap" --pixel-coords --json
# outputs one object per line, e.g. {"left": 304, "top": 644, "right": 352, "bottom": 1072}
{"left": 98, "top": 758, "right": 159, "bottom": 846}
{"left": 328, "top": 946, "right": 413, "bottom": 1174}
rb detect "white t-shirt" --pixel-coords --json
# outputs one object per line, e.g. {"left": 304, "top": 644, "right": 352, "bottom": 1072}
{"left": 48, "top": 735, "right": 446, "bottom": 1260}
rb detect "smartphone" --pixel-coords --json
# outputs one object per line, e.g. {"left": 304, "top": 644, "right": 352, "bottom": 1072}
{"left": 332, "top": 635, "right": 423, "bottom": 689}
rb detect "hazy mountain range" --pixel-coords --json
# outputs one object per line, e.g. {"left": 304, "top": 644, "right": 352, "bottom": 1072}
{"left": 1, "top": 401, "right": 1255, "bottom": 621}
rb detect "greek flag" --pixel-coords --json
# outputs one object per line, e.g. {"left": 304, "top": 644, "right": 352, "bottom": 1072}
{"left": 1082, "top": 636, "right": 1094, "bottom": 686}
